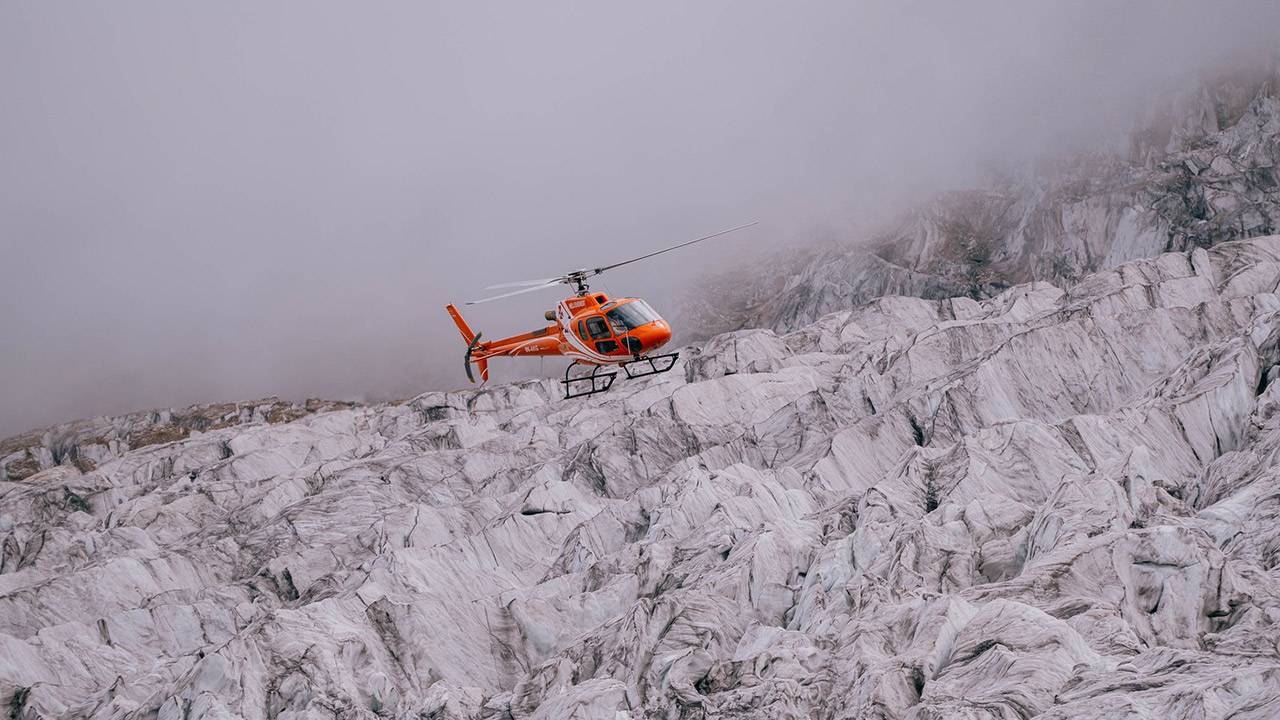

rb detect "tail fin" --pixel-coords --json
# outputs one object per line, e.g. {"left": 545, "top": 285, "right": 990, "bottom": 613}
{"left": 445, "top": 304, "right": 476, "bottom": 344}
{"left": 446, "top": 304, "right": 489, "bottom": 384}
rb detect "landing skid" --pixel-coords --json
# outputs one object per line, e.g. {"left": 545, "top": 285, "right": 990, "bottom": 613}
{"left": 560, "top": 352, "right": 680, "bottom": 400}
{"left": 562, "top": 361, "right": 617, "bottom": 399}
{"left": 621, "top": 352, "right": 679, "bottom": 380}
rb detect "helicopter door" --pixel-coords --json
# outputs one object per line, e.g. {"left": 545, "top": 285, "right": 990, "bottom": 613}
{"left": 583, "top": 316, "right": 619, "bottom": 355}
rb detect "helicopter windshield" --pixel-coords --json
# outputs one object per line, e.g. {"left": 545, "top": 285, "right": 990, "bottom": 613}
{"left": 606, "top": 300, "right": 660, "bottom": 333}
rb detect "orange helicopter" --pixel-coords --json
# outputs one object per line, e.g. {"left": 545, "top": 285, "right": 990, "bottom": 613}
{"left": 445, "top": 222, "right": 757, "bottom": 399}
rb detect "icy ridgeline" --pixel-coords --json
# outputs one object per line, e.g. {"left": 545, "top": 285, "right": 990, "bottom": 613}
{"left": 688, "top": 62, "right": 1280, "bottom": 338}
{"left": 4, "top": 239, "right": 1280, "bottom": 718}
{"left": 0, "top": 400, "right": 359, "bottom": 484}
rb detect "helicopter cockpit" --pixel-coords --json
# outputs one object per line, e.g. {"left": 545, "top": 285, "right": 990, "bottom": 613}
{"left": 605, "top": 299, "right": 661, "bottom": 334}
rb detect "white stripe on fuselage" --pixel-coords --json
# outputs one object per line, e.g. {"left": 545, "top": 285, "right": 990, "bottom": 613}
{"left": 558, "top": 301, "right": 617, "bottom": 364}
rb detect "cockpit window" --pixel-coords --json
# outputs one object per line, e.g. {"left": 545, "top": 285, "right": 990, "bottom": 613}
{"left": 606, "top": 300, "right": 660, "bottom": 333}
{"left": 585, "top": 316, "right": 612, "bottom": 339}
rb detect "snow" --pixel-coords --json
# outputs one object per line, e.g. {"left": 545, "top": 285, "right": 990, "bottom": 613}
{"left": 6, "top": 237, "right": 1280, "bottom": 717}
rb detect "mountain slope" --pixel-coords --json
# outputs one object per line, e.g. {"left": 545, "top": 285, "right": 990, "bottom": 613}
{"left": 6, "top": 237, "right": 1280, "bottom": 718}
{"left": 688, "top": 61, "right": 1280, "bottom": 338}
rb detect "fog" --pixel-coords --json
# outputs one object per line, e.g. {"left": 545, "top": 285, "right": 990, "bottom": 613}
{"left": 3, "top": 1, "right": 1279, "bottom": 437}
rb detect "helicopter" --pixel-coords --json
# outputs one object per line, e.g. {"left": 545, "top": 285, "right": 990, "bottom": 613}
{"left": 445, "top": 221, "right": 757, "bottom": 399}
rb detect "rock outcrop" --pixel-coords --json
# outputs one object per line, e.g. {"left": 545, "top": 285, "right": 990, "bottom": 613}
{"left": 6, "top": 237, "right": 1280, "bottom": 718}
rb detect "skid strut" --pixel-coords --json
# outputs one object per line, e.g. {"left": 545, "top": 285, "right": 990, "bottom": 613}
{"left": 621, "top": 352, "right": 679, "bottom": 380}
{"left": 560, "top": 353, "right": 680, "bottom": 400}
{"left": 562, "top": 361, "right": 617, "bottom": 399}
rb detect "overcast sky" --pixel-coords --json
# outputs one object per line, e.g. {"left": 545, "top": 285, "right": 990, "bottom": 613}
{"left": 3, "top": 2, "right": 1279, "bottom": 437}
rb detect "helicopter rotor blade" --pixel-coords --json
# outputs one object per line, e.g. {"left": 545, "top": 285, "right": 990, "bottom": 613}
{"left": 484, "top": 277, "right": 562, "bottom": 290}
{"left": 460, "top": 222, "right": 756, "bottom": 304}
{"left": 464, "top": 281, "right": 562, "bottom": 306}
{"left": 588, "top": 221, "right": 758, "bottom": 276}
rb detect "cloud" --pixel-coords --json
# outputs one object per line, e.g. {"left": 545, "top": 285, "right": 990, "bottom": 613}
{"left": 3, "top": 1, "right": 1279, "bottom": 436}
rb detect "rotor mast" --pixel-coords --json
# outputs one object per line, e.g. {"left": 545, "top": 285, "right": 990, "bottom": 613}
{"left": 566, "top": 271, "right": 591, "bottom": 296}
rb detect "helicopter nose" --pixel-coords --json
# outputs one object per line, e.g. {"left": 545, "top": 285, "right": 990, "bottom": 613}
{"left": 640, "top": 320, "right": 672, "bottom": 351}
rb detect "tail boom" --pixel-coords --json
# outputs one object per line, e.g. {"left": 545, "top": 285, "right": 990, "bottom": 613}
{"left": 445, "top": 305, "right": 568, "bottom": 385}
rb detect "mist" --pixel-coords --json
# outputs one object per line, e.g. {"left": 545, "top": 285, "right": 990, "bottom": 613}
{"left": 3, "top": 1, "right": 1279, "bottom": 437}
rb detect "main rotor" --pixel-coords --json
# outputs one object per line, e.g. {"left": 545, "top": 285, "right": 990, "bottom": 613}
{"left": 463, "top": 221, "right": 758, "bottom": 306}
{"left": 564, "top": 270, "right": 592, "bottom": 296}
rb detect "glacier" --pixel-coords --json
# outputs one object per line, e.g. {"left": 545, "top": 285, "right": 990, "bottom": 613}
{"left": 6, "top": 237, "right": 1280, "bottom": 718}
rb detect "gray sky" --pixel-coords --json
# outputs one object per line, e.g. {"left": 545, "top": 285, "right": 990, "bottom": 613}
{"left": 3, "top": 1, "right": 1279, "bottom": 437}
